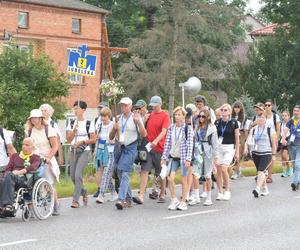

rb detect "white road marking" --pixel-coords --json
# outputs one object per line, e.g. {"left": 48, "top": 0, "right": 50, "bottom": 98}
{"left": 294, "top": 196, "right": 300, "bottom": 199}
{"left": 0, "top": 239, "right": 38, "bottom": 247}
{"left": 163, "top": 209, "right": 219, "bottom": 220}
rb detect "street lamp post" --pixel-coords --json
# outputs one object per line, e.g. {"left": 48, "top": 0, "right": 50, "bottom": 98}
{"left": 179, "top": 76, "right": 202, "bottom": 107}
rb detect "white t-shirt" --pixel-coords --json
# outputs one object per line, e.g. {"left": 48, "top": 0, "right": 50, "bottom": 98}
{"left": 98, "top": 121, "right": 114, "bottom": 142}
{"left": 47, "top": 119, "right": 63, "bottom": 143}
{"left": 66, "top": 120, "right": 95, "bottom": 150}
{"left": 117, "top": 113, "right": 140, "bottom": 146}
{"left": 0, "top": 128, "right": 12, "bottom": 166}
{"left": 266, "top": 113, "right": 280, "bottom": 131}
{"left": 29, "top": 126, "right": 56, "bottom": 158}
{"left": 253, "top": 126, "right": 276, "bottom": 153}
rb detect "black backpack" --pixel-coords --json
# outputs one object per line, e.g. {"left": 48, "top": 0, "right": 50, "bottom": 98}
{"left": 70, "top": 120, "right": 95, "bottom": 153}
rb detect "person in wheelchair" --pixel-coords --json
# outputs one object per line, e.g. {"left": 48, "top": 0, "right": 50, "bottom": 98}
{"left": 0, "top": 137, "right": 41, "bottom": 217}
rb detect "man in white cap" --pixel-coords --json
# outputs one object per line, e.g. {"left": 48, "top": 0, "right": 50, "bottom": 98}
{"left": 109, "top": 97, "right": 146, "bottom": 210}
{"left": 133, "top": 95, "right": 170, "bottom": 204}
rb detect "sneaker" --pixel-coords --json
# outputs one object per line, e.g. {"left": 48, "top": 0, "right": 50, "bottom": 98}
{"left": 216, "top": 192, "right": 223, "bottom": 201}
{"left": 93, "top": 187, "right": 100, "bottom": 198}
{"left": 157, "top": 197, "right": 166, "bottom": 203}
{"left": 96, "top": 195, "right": 105, "bottom": 204}
{"left": 200, "top": 192, "right": 207, "bottom": 198}
{"left": 223, "top": 191, "right": 231, "bottom": 201}
{"left": 107, "top": 192, "right": 118, "bottom": 202}
{"left": 252, "top": 188, "right": 259, "bottom": 198}
{"left": 177, "top": 201, "right": 188, "bottom": 211}
{"left": 115, "top": 200, "right": 124, "bottom": 210}
{"left": 281, "top": 170, "right": 288, "bottom": 177}
{"left": 286, "top": 167, "right": 293, "bottom": 177}
{"left": 149, "top": 191, "right": 159, "bottom": 200}
{"left": 168, "top": 198, "right": 180, "bottom": 210}
{"left": 291, "top": 183, "right": 297, "bottom": 191}
{"left": 261, "top": 187, "right": 269, "bottom": 196}
{"left": 231, "top": 173, "right": 238, "bottom": 180}
{"left": 203, "top": 199, "right": 213, "bottom": 206}
{"left": 188, "top": 196, "right": 200, "bottom": 206}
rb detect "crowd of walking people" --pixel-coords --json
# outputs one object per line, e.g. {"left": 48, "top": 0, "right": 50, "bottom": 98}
{"left": 0, "top": 96, "right": 299, "bottom": 216}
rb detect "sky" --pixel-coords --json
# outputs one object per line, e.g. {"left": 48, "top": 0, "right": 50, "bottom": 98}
{"left": 246, "top": 0, "right": 264, "bottom": 13}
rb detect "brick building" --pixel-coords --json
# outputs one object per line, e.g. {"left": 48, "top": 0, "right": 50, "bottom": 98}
{"left": 0, "top": 0, "right": 109, "bottom": 111}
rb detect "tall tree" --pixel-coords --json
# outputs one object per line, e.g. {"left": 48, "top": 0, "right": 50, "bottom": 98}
{"left": 118, "top": 0, "right": 246, "bottom": 112}
{"left": 0, "top": 47, "right": 70, "bottom": 148}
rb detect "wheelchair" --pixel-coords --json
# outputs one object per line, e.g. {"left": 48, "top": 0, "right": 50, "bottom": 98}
{"left": 1, "top": 161, "right": 55, "bottom": 222}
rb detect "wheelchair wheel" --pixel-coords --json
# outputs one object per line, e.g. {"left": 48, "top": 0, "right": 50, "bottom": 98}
{"left": 32, "top": 178, "right": 54, "bottom": 220}
{"left": 21, "top": 206, "right": 32, "bottom": 222}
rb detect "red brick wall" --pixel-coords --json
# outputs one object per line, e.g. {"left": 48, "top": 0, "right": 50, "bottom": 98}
{"left": 0, "top": 1, "right": 103, "bottom": 108}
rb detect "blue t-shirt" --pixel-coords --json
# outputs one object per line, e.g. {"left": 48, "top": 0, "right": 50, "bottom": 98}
{"left": 286, "top": 119, "right": 300, "bottom": 145}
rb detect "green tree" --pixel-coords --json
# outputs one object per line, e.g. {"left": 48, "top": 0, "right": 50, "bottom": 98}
{"left": 0, "top": 47, "right": 70, "bottom": 149}
{"left": 118, "top": 0, "right": 246, "bottom": 112}
{"left": 234, "top": 0, "right": 300, "bottom": 112}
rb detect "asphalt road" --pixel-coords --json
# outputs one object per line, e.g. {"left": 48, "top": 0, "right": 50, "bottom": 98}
{"left": 1, "top": 174, "right": 300, "bottom": 250}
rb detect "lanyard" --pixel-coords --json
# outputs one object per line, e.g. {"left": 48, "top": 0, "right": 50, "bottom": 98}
{"left": 255, "top": 126, "right": 265, "bottom": 141}
{"left": 174, "top": 124, "right": 183, "bottom": 143}
{"left": 221, "top": 120, "right": 228, "bottom": 137}
{"left": 121, "top": 113, "right": 132, "bottom": 134}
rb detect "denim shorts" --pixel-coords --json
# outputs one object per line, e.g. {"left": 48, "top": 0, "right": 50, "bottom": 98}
{"left": 169, "top": 158, "right": 189, "bottom": 177}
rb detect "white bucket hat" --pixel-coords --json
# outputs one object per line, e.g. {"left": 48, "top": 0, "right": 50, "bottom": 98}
{"left": 28, "top": 109, "right": 44, "bottom": 119}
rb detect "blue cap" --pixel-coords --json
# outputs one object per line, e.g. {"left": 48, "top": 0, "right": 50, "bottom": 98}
{"left": 149, "top": 96, "right": 162, "bottom": 106}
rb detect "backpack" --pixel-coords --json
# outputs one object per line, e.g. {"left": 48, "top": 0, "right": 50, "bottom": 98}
{"left": 252, "top": 126, "right": 272, "bottom": 147}
{"left": 70, "top": 120, "right": 95, "bottom": 153}
{"left": 28, "top": 125, "right": 49, "bottom": 140}
{"left": 0, "top": 127, "right": 8, "bottom": 155}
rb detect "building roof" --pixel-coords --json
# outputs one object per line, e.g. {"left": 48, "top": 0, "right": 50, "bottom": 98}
{"left": 249, "top": 23, "right": 289, "bottom": 36}
{"left": 9, "top": 0, "right": 110, "bottom": 14}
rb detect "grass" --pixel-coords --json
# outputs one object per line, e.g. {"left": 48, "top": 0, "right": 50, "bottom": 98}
{"left": 55, "top": 161, "right": 284, "bottom": 198}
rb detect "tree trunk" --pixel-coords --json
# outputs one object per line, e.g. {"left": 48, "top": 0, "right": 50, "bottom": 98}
{"left": 168, "top": 17, "right": 179, "bottom": 116}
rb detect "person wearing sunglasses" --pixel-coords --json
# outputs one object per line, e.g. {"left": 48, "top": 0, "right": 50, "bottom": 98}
{"left": 244, "top": 113, "right": 277, "bottom": 197}
{"left": 190, "top": 109, "right": 218, "bottom": 206}
{"left": 215, "top": 104, "right": 239, "bottom": 201}
{"left": 264, "top": 99, "right": 280, "bottom": 183}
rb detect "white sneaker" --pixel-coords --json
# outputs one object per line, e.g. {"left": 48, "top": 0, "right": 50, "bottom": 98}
{"left": 96, "top": 195, "right": 105, "bottom": 204}
{"left": 188, "top": 196, "right": 200, "bottom": 206}
{"left": 203, "top": 199, "right": 213, "bottom": 206}
{"left": 200, "top": 192, "right": 207, "bottom": 198}
{"left": 177, "top": 201, "right": 188, "bottom": 211}
{"left": 261, "top": 187, "right": 270, "bottom": 196}
{"left": 231, "top": 173, "right": 238, "bottom": 180}
{"left": 216, "top": 192, "right": 223, "bottom": 201}
{"left": 168, "top": 198, "right": 180, "bottom": 210}
{"left": 223, "top": 191, "right": 231, "bottom": 201}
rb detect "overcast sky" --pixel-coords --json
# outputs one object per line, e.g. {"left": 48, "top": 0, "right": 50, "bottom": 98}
{"left": 246, "top": 0, "right": 264, "bottom": 13}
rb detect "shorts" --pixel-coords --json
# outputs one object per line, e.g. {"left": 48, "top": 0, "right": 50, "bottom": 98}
{"left": 216, "top": 144, "right": 235, "bottom": 166}
{"left": 252, "top": 153, "right": 272, "bottom": 172}
{"left": 169, "top": 158, "right": 189, "bottom": 177}
{"left": 141, "top": 150, "right": 162, "bottom": 176}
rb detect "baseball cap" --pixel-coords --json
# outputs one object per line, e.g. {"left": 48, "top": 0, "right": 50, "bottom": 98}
{"left": 134, "top": 99, "right": 147, "bottom": 108}
{"left": 119, "top": 97, "right": 132, "bottom": 105}
{"left": 28, "top": 109, "right": 44, "bottom": 119}
{"left": 254, "top": 102, "right": 265, "bottom": 111}
{"left": 97, "top": 101, "right": 109, "bottom": 108}
{"left": 149, "top": 96, "right": 162, "bottom": 106}
{"left": 294, "top": 104, "right": 300, "bottom": 109}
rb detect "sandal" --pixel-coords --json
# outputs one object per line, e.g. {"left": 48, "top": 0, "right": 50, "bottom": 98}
{"left": 132, "top": 196, "right": 144, "bottom": 205}
{"left": 266, "top": 177, "right": 273, "bottom": 183}
{"left": 70, "top": 200, "right": 79, "bottom": 208}
{"left": 82, "top": 190, "right": 88, "bottom": 206}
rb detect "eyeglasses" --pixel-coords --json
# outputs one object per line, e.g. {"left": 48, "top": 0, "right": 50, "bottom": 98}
{"left": 199, "top": 115, "right": 206, "bottom": 118}
{"left": 265, "top": 104, "right": 272, "bottom": 107}
{"left": 221, "top": 109, "right": 228, "bottom": 112}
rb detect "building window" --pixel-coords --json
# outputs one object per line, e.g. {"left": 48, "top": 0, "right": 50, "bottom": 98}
{"left": 18, "top": 12, "right": 29, "bottom": 28}
{"left": 72, "top": 18, "right": 81, "bottom": 34}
